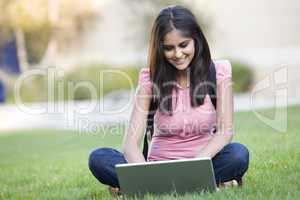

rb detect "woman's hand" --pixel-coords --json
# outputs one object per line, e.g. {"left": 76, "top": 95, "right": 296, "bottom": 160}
{"left": 121, "top": 85, "right": 151, "bottom": 163}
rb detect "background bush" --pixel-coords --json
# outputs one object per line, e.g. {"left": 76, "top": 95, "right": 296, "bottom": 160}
{"left": 231, "top": 60, "right": 254, "bottom": 93}
{"left": 6, "top": 64, "right": 140, "bottom": 103}
{"left": 63, "top": 64, "right": 140, "bottom": 100}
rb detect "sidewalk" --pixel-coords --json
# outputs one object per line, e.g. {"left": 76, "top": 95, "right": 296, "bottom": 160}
{"left": 1, "top": 91, "right": 299, "bottom": 132}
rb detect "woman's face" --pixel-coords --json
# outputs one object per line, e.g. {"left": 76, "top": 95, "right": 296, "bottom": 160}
{"left": 163, "top": 29, "right": 195, "bottom": 71}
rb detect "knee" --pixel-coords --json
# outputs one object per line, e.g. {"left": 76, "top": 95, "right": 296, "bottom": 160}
{"left": 228, "top": 143, "right": 249, "bottom": 170}
{"left": 88, "top": 147, "right": 114, "bottom": 172}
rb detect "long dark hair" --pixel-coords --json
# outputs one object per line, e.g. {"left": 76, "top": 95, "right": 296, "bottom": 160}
{"left": 148, "top": 5, "right": 212, "bottom": 115}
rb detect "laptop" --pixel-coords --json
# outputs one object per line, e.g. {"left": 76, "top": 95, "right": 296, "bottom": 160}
{"left": 115, "top": 157, "right": 217, "bottom": 197}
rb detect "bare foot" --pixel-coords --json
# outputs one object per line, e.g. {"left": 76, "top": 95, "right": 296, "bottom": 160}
{"left": 217, "top": 180, "right": 238, "bottom": 190}
{"left": 108, "top": 186, "right": 123, "bottom": 198}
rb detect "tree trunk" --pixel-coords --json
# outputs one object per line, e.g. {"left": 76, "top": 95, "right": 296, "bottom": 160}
{"left": 39, "top": 34, "right": 58, "bottom": 68}
{"left": 39, "top": 0, "right": 59, "bottom": 68}
{"left": 0, "top": 70, "right": 16, "bottom": 88}
{"left": 15, "top": 27, "right": 29, "bottom": 72}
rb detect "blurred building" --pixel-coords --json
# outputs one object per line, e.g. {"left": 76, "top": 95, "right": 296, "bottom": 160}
{"left": 210, "top": 0, "right": 300, "bottom": 102}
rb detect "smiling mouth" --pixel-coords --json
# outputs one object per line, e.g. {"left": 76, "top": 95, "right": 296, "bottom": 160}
{"left": 173, "top": 57, "right": 187, "bottom": 64}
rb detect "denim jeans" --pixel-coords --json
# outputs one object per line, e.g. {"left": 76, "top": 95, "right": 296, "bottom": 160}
{"left": 88, "top": 142, "right": 249, "bottom": 188}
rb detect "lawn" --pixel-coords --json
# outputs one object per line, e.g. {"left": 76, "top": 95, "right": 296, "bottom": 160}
{"left": 0, "top": 106, "right": 299, "bottom": 200}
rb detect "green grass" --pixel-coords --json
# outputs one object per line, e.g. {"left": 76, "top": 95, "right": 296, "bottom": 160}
{"left": 0, "top": 106, "right": 300, "bottom": 200}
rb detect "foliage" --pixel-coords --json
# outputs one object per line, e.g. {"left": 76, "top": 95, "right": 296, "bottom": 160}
{"left": 24, "top": 23, "right": 52, "bottom": 64}
{"left": 63, "top": 64, "right": 140, "bottom": 100}
{"left": 0, "top": 0, "right": 99, "bottom": 65}
{"left": 0, "top": 0, "right": 98, "bottom": 34}
{"left": 231, "top": 61, "right": 254, "bottom": 93}
{"left": 5, "top": 64, "right": 140, "bottom": 103}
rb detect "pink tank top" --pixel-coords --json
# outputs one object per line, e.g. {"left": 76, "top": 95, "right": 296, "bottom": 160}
{"left": 138, "top": 60, "right": 232, "bottom": 161}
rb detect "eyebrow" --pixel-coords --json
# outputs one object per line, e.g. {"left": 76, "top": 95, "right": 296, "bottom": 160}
{"left": 163, "top": 39, "right": 190, "bottom": 47}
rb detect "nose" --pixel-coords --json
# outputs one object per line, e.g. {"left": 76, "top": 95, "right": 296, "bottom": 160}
{"left": 174, "top": 48, "right": 183, "bottom": 59}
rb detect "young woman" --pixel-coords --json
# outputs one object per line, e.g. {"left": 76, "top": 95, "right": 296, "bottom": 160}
{"left": 88, "top": 5, "right": 249, "bottom": 194}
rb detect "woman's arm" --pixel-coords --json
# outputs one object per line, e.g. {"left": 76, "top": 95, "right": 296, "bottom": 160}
{"left": 197, "top": 77, "right": 234, "bottom": 158}
{"left": 121, "top": 85, "right": 151, "bottom": 163}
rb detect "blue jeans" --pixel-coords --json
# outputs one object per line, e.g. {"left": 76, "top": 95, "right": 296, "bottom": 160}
{"left": 88, "top": 142, "right": 249, "bottom": 188}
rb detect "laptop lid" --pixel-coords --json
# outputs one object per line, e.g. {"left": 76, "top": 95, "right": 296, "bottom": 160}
{"left": 115, "top": 157, "right": 217, "bottom": 197}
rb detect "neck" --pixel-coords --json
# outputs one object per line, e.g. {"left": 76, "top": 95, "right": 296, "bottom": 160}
{"left": 177, "top": 69, "right": 190, "bottom": 88}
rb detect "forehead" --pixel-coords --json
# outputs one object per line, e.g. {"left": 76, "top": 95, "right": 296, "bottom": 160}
{"left": 163, "top": 29, "right": 191, "bottom": 45}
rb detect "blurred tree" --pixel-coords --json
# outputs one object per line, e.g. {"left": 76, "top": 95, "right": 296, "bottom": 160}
{"left": 0, "top": 0, "right": 99, "bottom": 72}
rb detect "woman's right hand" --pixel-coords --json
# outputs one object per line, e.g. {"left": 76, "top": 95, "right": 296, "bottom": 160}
{"left": 121, "top": 84, "right": 151, "bottom": 163}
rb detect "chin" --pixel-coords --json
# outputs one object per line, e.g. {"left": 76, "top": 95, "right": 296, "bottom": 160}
{"left": 172, "top": 63, "right": 190, "bottom": 71}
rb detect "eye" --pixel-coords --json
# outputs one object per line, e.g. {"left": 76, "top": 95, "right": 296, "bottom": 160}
{"left": 179, "top": 42, "right": 188, "bottom": 48}
{"left": 163, "top": 45, "right": 173, "bottom": 51}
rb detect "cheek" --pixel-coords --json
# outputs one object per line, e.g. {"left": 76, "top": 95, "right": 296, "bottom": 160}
{"left": 164, "top": 51, "right": 173, "bottom": 59}
{"left": 184, "top": 45, "right": 195, "bottom": 57}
